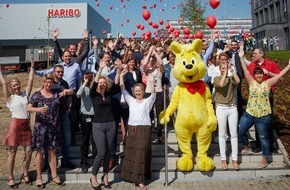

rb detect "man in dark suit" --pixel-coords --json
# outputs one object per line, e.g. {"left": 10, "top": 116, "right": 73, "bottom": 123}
{"left": 226, "top": 40, "right": 244, "bottom": 120}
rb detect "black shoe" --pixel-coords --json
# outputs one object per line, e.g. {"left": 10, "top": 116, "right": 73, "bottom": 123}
{"left": 42, "top": 163, "right": 50, "bottom": 172}
{"left": 61, "top": 161, "right": 75, "bottom": 169}
{"left": 81, "top": 163, "right": 88, "bottom": 173}
{"left": 101, "top": 175, "right": 112, "bottom": 189}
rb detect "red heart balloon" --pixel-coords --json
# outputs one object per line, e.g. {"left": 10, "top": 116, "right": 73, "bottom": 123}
{"left": 142, "top": 10, "right": 151, "bottom": 21}
{"left": 132, "top": 31, "right": 136, "bottom": 36}
{"left": 195, "top": 31, "right": 203, "bottom": 39}
{"left": 140, "top": 25, "right": 145, "bottom": 30}
{"left": 206, "top": 16, "right": 217, "bottom": 29}
{"left": 148, "top": 21, "right": 153, "bottom": 25}
{"left": 209, "top": 0, "right": 220, "bottom": 9}
{"left": 159, "top": 20, "right": 164, "bottom": 25}
{"left": 103, "top": 30, "right": 107, "bottom": 35}
{"left": 136, "top": 24, "right": 141, "bottom": 29}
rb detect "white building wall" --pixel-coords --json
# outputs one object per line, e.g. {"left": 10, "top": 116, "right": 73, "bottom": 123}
{"left": 0, "top": 3, "right": 109, "bottom": 40}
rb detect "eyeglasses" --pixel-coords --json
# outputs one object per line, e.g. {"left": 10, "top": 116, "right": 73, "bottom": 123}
{"left": 56, "top": 71, "right": 64, "bottom": 73}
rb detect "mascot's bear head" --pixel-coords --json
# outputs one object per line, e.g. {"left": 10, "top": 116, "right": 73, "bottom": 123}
{"left": 170, "top": 39, "right": 206, "bottom": 83}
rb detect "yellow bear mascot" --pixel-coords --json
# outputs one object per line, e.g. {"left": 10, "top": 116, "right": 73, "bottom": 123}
{"left": 159, "top": 39, "right": 217, "bottom": 172}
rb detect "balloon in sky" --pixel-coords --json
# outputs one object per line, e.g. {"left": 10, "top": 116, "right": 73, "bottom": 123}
{"left": 6, "top": 4, "right": 9, "bottom": 8}
{"left": 195, "top": 31, "right": 203, "bottom": 39}
{"left": 103, "top": 30, "right": 107, "bottom": 34}
{"left": 165, "top": 23, "right": 171, "bottom": 29}
{"left": 132, "top": 31, "right": 136, "bottom": 36}
{"left": 136, "top": 24, "right": 141, "bottom": 29}
{"left": 142, "top": 10, "right": 151, "bottom": 21}
{"left": 209, "top": 0, "right": 220, "bottom": 9}
{"left": 183, "top": 27, "right": 190, "bottom": 35}
{"left": 206, "top": 16, "right": 217, "bottom": 29}
{"left": 159, "top": 19, "right": 164, "bottom": 25}
{"left": 189, "top": 34, "right": 195, "bottom": 39}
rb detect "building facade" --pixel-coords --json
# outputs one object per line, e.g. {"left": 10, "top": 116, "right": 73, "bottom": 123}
{"left": 0, "top": 3, "right": 110, "bottom": 62}
{"left": 251, "top": 0, "right": 290, "bottom": 50}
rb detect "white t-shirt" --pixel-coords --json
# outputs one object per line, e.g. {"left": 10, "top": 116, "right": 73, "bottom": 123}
{"left": 122, "top": 89, "right": 156, "bottom": 126}
{"left": 7, "top": 91, "right": 29, "bottom": 119}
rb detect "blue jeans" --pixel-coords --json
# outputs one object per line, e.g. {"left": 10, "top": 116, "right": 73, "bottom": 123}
{"left": 239, "top": 112, "right": 271, "bottom": 158}
{"left": 60, "top": 113, "right": 71, "bottom": 163}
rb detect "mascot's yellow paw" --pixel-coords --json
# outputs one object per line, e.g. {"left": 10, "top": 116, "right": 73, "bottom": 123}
{"left": 197, "top": 156, "right": 215, "bottom": 172}
{"left": 176, "top": 156, "right": 194, "bottom": 172}
{"left": 159, "top": 110, "right": 170, "bottom": 125}
{"left": 207, "top": 115, "right": 217, "bottom": 132}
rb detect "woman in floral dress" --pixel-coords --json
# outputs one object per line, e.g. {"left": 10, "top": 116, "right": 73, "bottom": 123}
{"left": 27, "top": 74, "right": 65, "bottom": 188}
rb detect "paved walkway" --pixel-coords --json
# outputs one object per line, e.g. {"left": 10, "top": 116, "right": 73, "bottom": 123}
{"left": 0, "top": 176, "right": 289, "bottom": 190}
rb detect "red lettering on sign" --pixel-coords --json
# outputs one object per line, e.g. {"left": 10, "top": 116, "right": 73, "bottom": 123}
{"left": 47, "top": 8, "right": 81, "bottom": 18}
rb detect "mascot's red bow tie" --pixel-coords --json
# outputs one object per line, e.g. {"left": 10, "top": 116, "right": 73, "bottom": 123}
{"left": 184, "top": 80, "right": 206, "bottom": 94}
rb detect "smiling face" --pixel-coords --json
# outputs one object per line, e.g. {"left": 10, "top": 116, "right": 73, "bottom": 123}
{"left": 9, "top": 78, "right": 21, "bottom": 95}
{"left": 127, "top": 59, "right": 136, "bottom": 71}
{"left": 253, "top": 67, "right": 264, "bottom": 83}
{"left": 97, "top": 77, "right": 108, "bottom": 92}
{"left": 133, "top": 84, "right": 144, "bottom": 100}
{"left": 68, "top": 44, "right": 77, "bottom": 56}
{"left": 43, "top": 78, "right": 54, "bottom": 91}
{"left": 62, "top": 51, "right": 72, "bottom": 65}
{"left": 171, "top": 40, "right": 206, "bottom": 83}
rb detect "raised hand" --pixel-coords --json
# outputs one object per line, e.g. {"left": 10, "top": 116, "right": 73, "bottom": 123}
{"left": 83, "top": 29, "right": 89, "bottom": 39}
{"left": 92, "top": 36, "right": 98, "bottom": 46}
{"left": 53, "top": 28, "right": 60, "bottom": 39}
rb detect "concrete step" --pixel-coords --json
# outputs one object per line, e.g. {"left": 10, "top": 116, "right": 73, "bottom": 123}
{"left": 66, "top": 152, "right": 284, "bottom": 166}
{"left": 41, "top": 126, "right": 290, "bottom": 182}
{"left": 41, "top": 161, "right": 290, "bottom": 182}
{"left": 73, "top": 127, "right": 258, "bottom": 145}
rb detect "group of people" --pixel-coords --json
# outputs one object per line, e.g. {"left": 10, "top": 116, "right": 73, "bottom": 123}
{"left": 0, "top": 28, "right": 289, "bottom": 189}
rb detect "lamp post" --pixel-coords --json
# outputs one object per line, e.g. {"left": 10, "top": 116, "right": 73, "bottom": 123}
{"left": 38, "top": 4, "right": 53, "bottom": 68}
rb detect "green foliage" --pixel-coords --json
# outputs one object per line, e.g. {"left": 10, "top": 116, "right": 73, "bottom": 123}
{"left": 266, "top": 50, "right": 290, "bottom": 61}
{"left": 179, "top": 0, "right": 206, "bottom": 32}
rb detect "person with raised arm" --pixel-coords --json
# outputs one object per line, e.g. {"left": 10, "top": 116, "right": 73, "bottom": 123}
{"left": 0, "top": 56, "right": 35, "bottom": 188}
{"left": 213, "top": 60, "right": 240, "bottom": 171}
{"left": 119, "top": 68, "right": 156, "bottom": 190}
{"left": 238, "top": 43, "right": 290, "bottom": 169}
{"left": 89, "top": 59, "right": 118, "bottom": 189}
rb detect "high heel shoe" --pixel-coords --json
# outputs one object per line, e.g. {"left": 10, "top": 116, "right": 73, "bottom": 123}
{"left": 7, "top": 178, "right": 18, "bottom": 189}
{"left": 51, "top": 176, "right": 66, "bottom": 186}
{"left": 21, "top": 174, "right": 32, "bottom": 185}
{"left": 101, "top": 175, "right": 112, "bottom": 189}
{"left": 90, "top": 178, "right": 101, "bottom": 190}
{"left": 35, "top": 177, "right": 45, "bottom": 189}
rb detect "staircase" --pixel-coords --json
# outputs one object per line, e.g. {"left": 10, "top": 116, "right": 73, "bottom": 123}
{"left": 42, "top": 125, "right": 290, "bottom": 182}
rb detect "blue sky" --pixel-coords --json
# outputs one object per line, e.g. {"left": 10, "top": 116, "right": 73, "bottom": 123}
{"left": 4, "top": 0, "right": 252, "bottom": 37}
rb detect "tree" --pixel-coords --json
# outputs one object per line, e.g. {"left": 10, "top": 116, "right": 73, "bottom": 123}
{"left": 179, "top": 0, "right": 206, "bottom": 32}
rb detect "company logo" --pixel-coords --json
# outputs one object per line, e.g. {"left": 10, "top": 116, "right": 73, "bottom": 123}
{"left": 48, "top": 8, "right": 81, "bottom": 18}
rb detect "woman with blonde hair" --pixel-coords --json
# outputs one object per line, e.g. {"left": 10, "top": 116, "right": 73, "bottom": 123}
{"left": 89, "top": 59, "right": 118, "bottom": 189}
{"left": 0, "top": 56, "right": 35, "bottom": 188}
{"left": 27, "top": 74, "right": 65, "bottom": 188}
